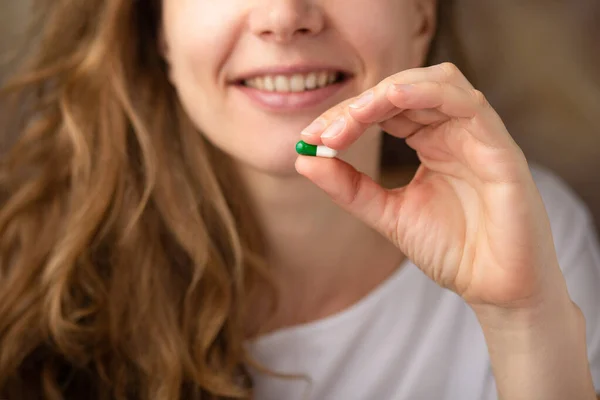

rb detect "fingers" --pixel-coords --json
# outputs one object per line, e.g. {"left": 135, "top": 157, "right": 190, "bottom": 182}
{"left": 306, "top": 79, "right": 511, "bottom": 152}
{"left": 297, "top": 62, "right": 523, "bottom": 187}
{"left": 393, "top": 82, "right": 522, "bottom": 183}
{"left": 299, "top": 97, "right": 370, "bottom": 148}
{"left": 379, "top": 115, "right": 423, "bottom": 140}
{"left": 300, "top": 63, "right": 474, "bottom": 148}
{"left": 388, "top": 83, "right": 479, "bottom": 118}
{"left": 294, "top": 156, "right": 402, "bottom": 242}
{"left": 408, "top": 122, "right": 526, "bottom": 184}
{"left": 349, "top": 63, "right": 474, "bottom": 125}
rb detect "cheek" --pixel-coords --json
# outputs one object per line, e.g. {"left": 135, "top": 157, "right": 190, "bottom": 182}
{"left": 163, "top": 4, "right": 301, "bottom": 174}
{"left": 165, "top": 6, "right": 227, "bottom": 84}
{"left": 160, "top": 0, "right": 420, "bottom": 175}
{"left": 334, "top": 0, "right": 415, "bottom": 79}
{"left": 164, "top": 2, "right": 237, "bottom": 127}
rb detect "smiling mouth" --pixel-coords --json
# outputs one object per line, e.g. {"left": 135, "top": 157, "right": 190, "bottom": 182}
{"left": 236, "top": 71, "right": 350, "bottom": 93}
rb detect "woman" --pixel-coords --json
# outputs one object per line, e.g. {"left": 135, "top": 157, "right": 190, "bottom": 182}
{"left": 1, "top": 0, "right": 599, "bottom": 399}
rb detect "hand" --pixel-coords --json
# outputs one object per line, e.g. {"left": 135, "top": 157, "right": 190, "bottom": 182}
{"left": 296, "top": 63, "right": 567, "bottom": 311}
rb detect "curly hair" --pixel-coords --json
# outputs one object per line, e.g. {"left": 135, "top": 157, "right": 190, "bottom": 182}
{"left": 0, "top": 0, "right": 461, "bottom": 398}
{"left": 0, "top": 0, "right": 274, "bottom": 398}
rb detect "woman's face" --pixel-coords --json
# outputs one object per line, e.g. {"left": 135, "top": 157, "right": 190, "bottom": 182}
{"left": 161, "top": 0, "right": 436, "bottom": 175}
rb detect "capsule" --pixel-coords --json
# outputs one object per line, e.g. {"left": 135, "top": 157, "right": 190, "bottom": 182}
{"left": 295, "top": 140, "right": 338, "bottom": 158}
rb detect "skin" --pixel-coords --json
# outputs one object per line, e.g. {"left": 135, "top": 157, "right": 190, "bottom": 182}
{"left": 161, "top": 0, "right": 434, "bottom": 328}
{"left": 299, "top": 64, "right": 597, "bottom": 399}
{"left": 162, "top": 0, "right": 598, "bottom": 398}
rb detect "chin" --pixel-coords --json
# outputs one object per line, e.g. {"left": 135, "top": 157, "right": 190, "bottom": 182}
{"left": 234, "top": 148, "right": 301, "bottom": 178}
{"left": 201, "top": 120, "right": 316, "bottom": 178}
{"left": 213, "top": 127, "right": 305, "bottom": 177}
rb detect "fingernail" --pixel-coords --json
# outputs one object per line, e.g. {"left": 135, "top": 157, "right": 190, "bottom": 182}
{"left": 349, "top": 90, "right": 374, "bottom": 109}
{"left": 301, "top": 119, "right": 326, "bottom": 137}
{"left": 390, "top": 83, "right": 415, "bottom": 93}
{"left": 321, "top": 117, "right": 346, "bottom": 139}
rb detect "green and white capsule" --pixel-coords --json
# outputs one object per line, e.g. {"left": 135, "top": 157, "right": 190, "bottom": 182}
{"left": 295, "top": 140, "right": 338, "bottom": 158}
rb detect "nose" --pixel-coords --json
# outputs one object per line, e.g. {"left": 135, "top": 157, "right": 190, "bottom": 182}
{"left": 248, "top": 1, "right": 325, "bottom": 43}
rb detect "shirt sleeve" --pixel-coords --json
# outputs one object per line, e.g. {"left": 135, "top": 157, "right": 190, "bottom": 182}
{"left": 531, "top": 166, "right": 600, "bottom": 391}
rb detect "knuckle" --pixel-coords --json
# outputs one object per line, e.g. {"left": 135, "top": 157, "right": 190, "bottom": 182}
{"left": 342, "top": 170, "right": 362, "bottom": 207}
{"left": 381, "top": 75, "right": 398, "bottom": 90}
{"left": 431, "top": 81, "right": 444, "bottom": 91}
{"left": 470, "top": 89, "right": 489, "bottom": 108}
{"left": 322, "top": 105, "right": 345, "bottom": 122}
{"left": 438, "top": 62, "right": 461, "bottom": 80}
{"left": 385, "top": 68, "right": 412, "bottom": 88}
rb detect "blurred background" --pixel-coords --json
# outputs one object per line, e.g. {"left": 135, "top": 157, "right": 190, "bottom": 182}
{"left": 433, "top": 0, "right": 600, "bottom": 231}
{"left": 1, "top": 0, "right": 599, "bottom": 229}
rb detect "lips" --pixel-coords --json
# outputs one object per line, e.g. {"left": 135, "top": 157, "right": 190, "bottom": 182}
{"left": 230, "top": 65, "right": 353, "bottom": 112}
{"left": 243, "top": 71, "right": 344, "bottom": 93}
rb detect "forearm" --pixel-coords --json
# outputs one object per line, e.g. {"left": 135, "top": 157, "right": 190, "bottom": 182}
{"left": 473, "top": 289, "right": 596, "bottom": 400}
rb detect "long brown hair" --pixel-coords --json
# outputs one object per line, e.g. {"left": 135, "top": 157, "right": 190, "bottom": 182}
{"left": 0, "top": 0, "right": 457, "bottom": 398}
{"left": 0, "top": 0, "right": 272, "bottom": 398}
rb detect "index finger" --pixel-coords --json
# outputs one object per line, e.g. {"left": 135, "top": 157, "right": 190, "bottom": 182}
{"left": 300, "top": 63, "right": 474, "bottom": 148}
{"left": 348, "top": 63, "right": 474, "bottom": 125}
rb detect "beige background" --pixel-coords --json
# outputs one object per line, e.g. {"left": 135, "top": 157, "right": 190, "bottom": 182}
{"left": 0, "top": 0, "right": 30, "bottom": 80}
{"left": 437, "top": 1, "right": 600, "bottom": 230}
{"left": 1, "top": 0, "right": 599, "bottom": 228}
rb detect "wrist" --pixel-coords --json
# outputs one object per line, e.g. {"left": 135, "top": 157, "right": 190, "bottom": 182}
{"left": 470, "top": 259, "right": 573, "bottom": 332}
{"left": 471, "top": 290, "right": 573, "bottom": 334}
{"left": 472, "top": 292, "right": 596, "bottom": 400}
{"left": 473, "top": 293, "right": 583, "bottom": 356}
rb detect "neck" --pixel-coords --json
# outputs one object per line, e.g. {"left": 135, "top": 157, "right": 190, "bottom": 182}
{"left": 238, "top": 129, "right": 407, "bottom": 333}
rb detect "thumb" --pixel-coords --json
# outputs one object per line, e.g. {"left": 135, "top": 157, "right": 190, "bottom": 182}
{"left": 295, "top": 156, "right": 406, "bottom": 244}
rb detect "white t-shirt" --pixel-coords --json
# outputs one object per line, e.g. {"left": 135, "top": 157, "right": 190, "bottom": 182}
{"left": 247, "top": 166, "right": 600, "bottom": 400}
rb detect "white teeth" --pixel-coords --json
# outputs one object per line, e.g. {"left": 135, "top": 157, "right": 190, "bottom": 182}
{"left": 290, "top": 74, "right": 305, "bottom": 92}
{"left": 243, "top": 71, "right": 343, "bottom": 92}
{"left": 317, "top": 72, "right": 328, "bottom": 88}
{"left": 305, "top": 73, "right": 317, "bottom": 90}
{"left": 255, "top": 76, "right": 264, "bottom": 90}
{"left": 274, "top": 75, "right": 289, "bottom": 92}
{"left": 263, "top": 76, "right": 275, "bottom": 91}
